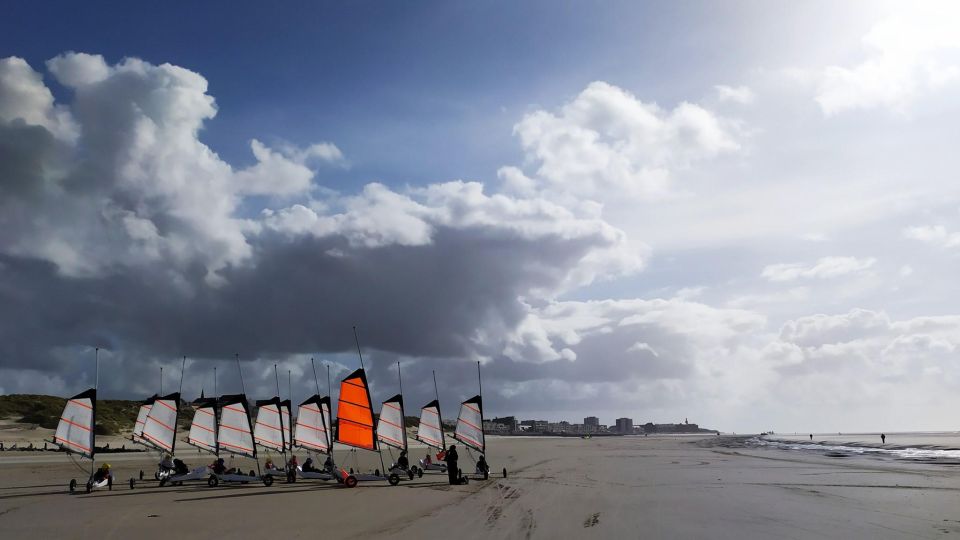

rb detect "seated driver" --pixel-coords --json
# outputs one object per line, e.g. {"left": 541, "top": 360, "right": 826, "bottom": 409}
{"left": 92, "top": 463, "right": 111, "bottom": 482}
{"left": 173, "top": 458, "right": 189, "bottom": 475}
{"left": 396, "top": 450, "right": 409, "bottom": 471}
{"left": 159, "top": 453, "right": 174, "bottom": 471}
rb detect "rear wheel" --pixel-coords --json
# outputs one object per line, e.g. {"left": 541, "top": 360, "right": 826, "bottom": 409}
{"left": 108, "top": 476, "right": 113, "bottom": 491}
{"left": 503, "top": 468, "right": 507, "bottom": 478}
{"left": 263, "top": 475, "right": 274, "bottom": 487}
{"left": 207, "top": 475, "right": 219, "bottom": 487}
{"left": 388, "top": 473, "right": 400, "bottom": 486}
{"left": 407, "top": 469, "right": 415, "bottom": 481}
{"left": 418, "top": 467, "right": 424, "bottom": 478}
{"left": 129, "top": 478, "right": 135, "bottom": 489}
{"left": 344, "top": 475, "right": 358, "bottom": 488}
{"left": 85, "top": 481, "right": 92, "bottom": 494}
{"left": 159, "top": 478, "right": 167, "bottom": 487}
{"left": 69, "top": 479, "right": 77, "bottom": 493}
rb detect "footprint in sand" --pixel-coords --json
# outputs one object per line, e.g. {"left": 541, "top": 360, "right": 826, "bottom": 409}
{"left": 583, "top": 512, "right": 600, "bottom": 528}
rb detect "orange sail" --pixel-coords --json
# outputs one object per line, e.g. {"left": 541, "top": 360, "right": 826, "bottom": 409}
{"left": 335, "top": 368, "right": 377, "bottom": 451}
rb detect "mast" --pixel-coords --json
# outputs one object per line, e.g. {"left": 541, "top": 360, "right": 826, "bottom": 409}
{"left": 160, "top": 366, "right": 163, "bottom": 395}
{"left": 93, "top": 347, "right": 99, "bottom": 470}
{"left": 353, "top": 326, "right": 387, "bottom": 476}
{"left": 274, "top": 364, "right": 288, "bottom": 464}
{"left": 434, "top": 370, "right": 444, "bottom": 449}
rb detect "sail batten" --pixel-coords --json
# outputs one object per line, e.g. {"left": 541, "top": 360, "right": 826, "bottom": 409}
{"left": 53, "top": 388, "right": 96, "bottom": 459}
{"left": 454, "top": 395, "right": 485, "bottom": 453}
{"left": 335, "top": 368, "right": 377, "bottom": 451}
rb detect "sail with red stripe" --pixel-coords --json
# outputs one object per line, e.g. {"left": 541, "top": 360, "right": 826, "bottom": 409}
{"left": 141, "top": 392, "right": 180, "bottom": 453}
{"left": 187, "top": 397, "right": 218, "bottom": 454}
{"left": 53, "top": 388, "right": 96, "bottom": 459}
{"left": 253, "top": 397, "right": 288, "bottom": 452}
{"left": 454, "top": 395, "right": 484, "bottom": 453}
{"left": 335, "top": 369, "right": 377, "bottom": 451}
{"left": 416, "top": 400, "right": 445, "bottom": 450}
{"left": 294, "top": 395, "right": 331, "bottom": 453}
{"left": 218, "top": 394, "right": 256, "bottom": 458}
{"left": 376, "top": 394, "right": 407, "bottom": 451}
{"left": 132, "top": 395, "right": 156, "bottom": 445}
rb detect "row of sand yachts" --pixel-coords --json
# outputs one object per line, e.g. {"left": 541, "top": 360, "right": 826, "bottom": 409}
{"left": 51, "top": 332, "right": 497, "bottom": 494}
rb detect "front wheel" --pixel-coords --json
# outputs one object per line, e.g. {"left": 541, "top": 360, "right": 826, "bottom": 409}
{"left": 207, "top": 475, "right": 219, "bottom": 487}
{"left": 159, "top": 478, "right": 167, "bottom": 487}
{"left": 344, "top": 475, "right": 358, "bottom": 488}
{"left": 129, "top": 478, "right": 135, "bottom": 489}
{"left": 418, "top": 467, "right": 424, "bottom": 478}
{"left": 69, "top": 479, "right": 77, "bottom": 493}
{"left": 503, "top": 468, "right": 507, "bottom": 479}
{"left": 263, "top": 475, "right": 274, "bottom": 487}
{"left": 407, "top": 469, "right": 415, "bottom": 481}
{"left": 388, "top": 473, "right": 400, "bottom": 486}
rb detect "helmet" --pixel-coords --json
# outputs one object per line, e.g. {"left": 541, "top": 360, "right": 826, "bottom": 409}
{"left": 104, "top": 464, "right": 111, "bottom": 469}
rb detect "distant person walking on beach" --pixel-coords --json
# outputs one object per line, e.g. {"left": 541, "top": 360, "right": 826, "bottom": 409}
{"left": 444, "top": 444, "right": 459, "bottom": 485}
{"left": 809, "top": 434, "right": 813, "bottom": 441}
{"left": 881, "top": 433, "right": 886, "bottom": 444}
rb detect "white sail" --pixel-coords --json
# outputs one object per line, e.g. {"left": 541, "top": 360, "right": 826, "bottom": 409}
{"left": 294, "top": 395, "right": 330, "bottom": 453}
{"left": 454, "top": 396, "right": 484, "bottom": 453}
{"left": 253, "top": 399, "right": 286, "bottom": 452}
{"left": 218, "top": 396, "right": 256, "bottom": 458}
{"left": 187, "top": 400, "right": 217, "bottom": 454}
{"left": 141, "top": 393, "right": 179, "bottom": 453}
{"left": 132, "top": 400, "right": 153, "bottom": 444}
{"left": 376, "top": 394, "right": 407, "bottom": 450}
{"left": 53, "top": 389, "right": 96, "bottom": 459}
{"left": 416, "top": 400, "right": 444, "bottom": 450}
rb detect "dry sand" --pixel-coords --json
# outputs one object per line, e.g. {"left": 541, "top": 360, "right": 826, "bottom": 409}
{"left": 2, "top": 435, "right": 959, "bottom": 539}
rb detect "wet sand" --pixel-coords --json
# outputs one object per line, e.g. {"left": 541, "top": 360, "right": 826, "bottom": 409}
{"left": 2, "top": 435, "right": 959, "bottom": 539}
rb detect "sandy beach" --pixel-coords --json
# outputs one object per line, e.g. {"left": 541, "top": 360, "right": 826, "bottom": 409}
{"left": 2, "top": 434, "right": 959, "bottom": 539}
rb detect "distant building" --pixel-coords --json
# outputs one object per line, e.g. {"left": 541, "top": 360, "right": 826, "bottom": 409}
{"left": 615, "top": 417, "right": 633, "bottom": 434}
{"left": 483, "top": 421, "right": 510, "bottom": 434}
{"left": 584, "top": 416, "right": 599, "bottom": 427}
{"left": 491, "top": 416, "right": 518, "bottom": 432}
{"left": 521, "top": 420, "right": 549, "bottom": 432}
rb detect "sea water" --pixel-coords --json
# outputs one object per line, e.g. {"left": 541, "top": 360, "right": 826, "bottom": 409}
{"left": 746, "top": 432, "right": 960, "bottom": 463}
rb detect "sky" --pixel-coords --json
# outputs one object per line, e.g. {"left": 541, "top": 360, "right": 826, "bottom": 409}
{"left": 2, "top": 1, "right": 960, "bottom": 432}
